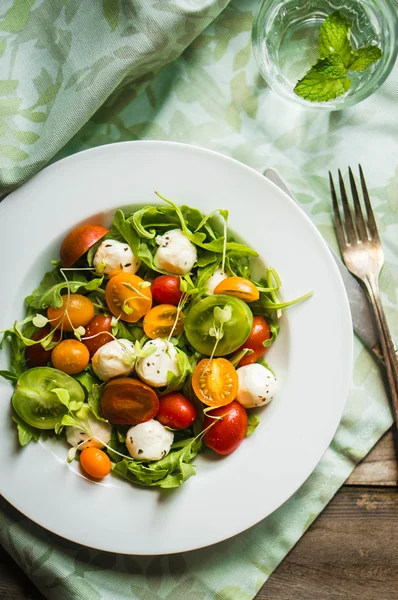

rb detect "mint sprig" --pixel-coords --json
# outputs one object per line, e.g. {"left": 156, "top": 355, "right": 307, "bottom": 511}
{"left": 294, "top": 11, "right": 382, "bottom": 103}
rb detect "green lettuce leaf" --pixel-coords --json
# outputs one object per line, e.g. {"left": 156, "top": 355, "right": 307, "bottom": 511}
{"left": 246, "top": 413, "right": 260, "bottom": 437}
{"left": 112, "top": 436, "right": 202, "bottom": 488}
{"left": 12, "top": 413, "right": 40, "bottom": 446}
{"left": 159, "top": 347, "right": 194, "bottom": 395}
{"left": 25, "top": 268, "right": 103, "bottom": 310}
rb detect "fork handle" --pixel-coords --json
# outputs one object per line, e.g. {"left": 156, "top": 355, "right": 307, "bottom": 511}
{"left": 364, "top": 275, "right": 398, "bottom": 430}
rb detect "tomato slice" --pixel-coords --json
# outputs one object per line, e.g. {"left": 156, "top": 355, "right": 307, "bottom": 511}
{"left": 105, "top": 273, "right": 152, "bottom": 323}
{"left": 12, "top": 367, "right": 84, "bottom": 429}
{"left": 184, "top": 294, "right": 252, "bottom": 356}
{"left": 60, "top": 224, "right": 108, "bottom": 268}
{"left": 143, "top": 304, "right": 184, "bottom": 339}
{"left": 214, "top": 276, "right": 259, "bottom": 302}
{"left": 192, "top": 358, "right": 238, "bottom": 407}
{"left": 100, "top": 378, "right": 159, "bottom": 425}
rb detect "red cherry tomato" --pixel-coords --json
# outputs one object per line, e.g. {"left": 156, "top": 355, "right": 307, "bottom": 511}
{"left": 82, "top": 314, "right": 113, "bottom": 356}
{"left": 237, "top": 316, "right": 271, "bottom": 366}
{"left": 60, "top": 224, "right": 108, "bottom": 268}
{"left": 203, "top": 401, "right": 248, "bottom": 455}
{"left": 25, "top": 326, "right": 61, "bottom": 368}
{"left": 151, "top": 275, "right": 182, "bottom": 306}
{"left": 156, "top": 393, "right": 196, "bottom": 430}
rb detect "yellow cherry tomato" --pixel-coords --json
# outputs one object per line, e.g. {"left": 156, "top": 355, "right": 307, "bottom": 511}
{"left": 105, "top": 273, "right": 152, "bottom": 323}
{"left": 47, "top": 294, "right": 94, "bottom": 332}
{"left": 143, "top": 304, "right": 184, "bottom": 339}
{"left": 192, "top": 358, "right": 238, "bottom": 407}
{"left": 80, "top": 447, "right": 111, "bottom": 479}
{"left": 214, "top": 276, "right": 259, "bottom": 302}
{"left": 51, "top": 339, "right": 90, "bottom": 375}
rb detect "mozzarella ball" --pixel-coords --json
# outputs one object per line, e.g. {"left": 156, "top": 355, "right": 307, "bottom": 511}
{"left": 94, "top": 239, "right": 141, "bottom": 277}
{"left": 66, "top": 405, "right": 112, "bottom": 449}
{"left": 126, "top": 420, "right": 174, "bottom": 461}
{"left": 154, "top": 229, "right": 197, "bottom": 275}
{"left": 206, "top": 267, "right": 228, "bottom": 294}
{"left": 136, "top": 338, "right": 180, "bottom": 388}
{"left": 236, "top": 363, "right": 277, "bottom": 408}
{"left": 92, "top": 338, "right": 136, "bottom": 381}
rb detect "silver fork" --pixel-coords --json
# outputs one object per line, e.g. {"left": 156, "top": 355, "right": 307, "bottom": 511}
{"left": 330, "top": 166, "right": 398, "bottom": 447}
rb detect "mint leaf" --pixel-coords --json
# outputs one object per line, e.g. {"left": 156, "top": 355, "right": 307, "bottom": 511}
{"left": 312, "top": 54, "right": 347, "bottom": 78}
{"left": 318, "top": 11, "right": 352, "bottom": 67}
{"left": 348, "top": 46, "right": 382, "bottom": 71}
{"left": 294, "top": 56, "right": 350, "bottom": 102}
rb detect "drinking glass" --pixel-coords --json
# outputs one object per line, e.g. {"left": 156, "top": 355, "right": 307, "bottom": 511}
{"left": 252, "top": 0, "right": 398, "bottom": 109}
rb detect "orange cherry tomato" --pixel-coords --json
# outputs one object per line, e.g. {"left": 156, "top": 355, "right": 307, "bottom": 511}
{"left": 82, "top": 314, "right": 113, "bottom": 356}
{"left": 51, "top": 339, "right": 90, "bottom": 375}
{"left": 143, "top": 304, "right": 184, "bottom": 339}
{"left": 237, "top": 316, "right": 271, "bottom": 366}
{"left": 100, "top": 378, "right": 159, "bottom": 425}
{"left": 80, "top": 447, "right": 111, "bottom": 479}
{"left": 47, "top": 294, "right": 95, "bottom": 332}
{"left": 105, "top": 273, "right": 152, "bottom": 323}
{"left": 214, "top": 276, "right": 259, "bottom": 302}
{"left": 192, "top": 358, "right": 238, "bottom": 407}
{"left": 60, "top": 224, "right": 108, "bottom": 268}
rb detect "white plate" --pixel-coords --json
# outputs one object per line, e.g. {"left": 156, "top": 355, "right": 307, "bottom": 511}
{"left": 0, "top": 142, "right": 352, "bottom": 555}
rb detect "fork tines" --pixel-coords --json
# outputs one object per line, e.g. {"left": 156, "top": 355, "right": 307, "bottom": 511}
{"left": 329, "top": 165, "right": 380, "bottom": 247}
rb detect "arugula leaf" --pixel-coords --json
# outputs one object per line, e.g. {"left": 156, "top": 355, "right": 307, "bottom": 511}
{"left": 160, "top": 348, "right": 194, "bottom": 395}
{"left": 348, "top": 46, "right": 382, "bottom": 71}
{"left": 0, "top": 330, "right": 27, "bottom": 383}
{"left": 12, "top": 414, "right": 40, "bottom": 446}
{"left": 0, "top": 370, "right": 18, "bottom": 383}
{"left": 112, "top": 320, "right": 142, "bottom": 343}
{"left": 112, "top": 209, "right": 140, "bottom": 251}
{"left": 25, "top": 268, "right": 103, "bottom": 310}
{"left": 318, "top": 11, "right": 352, "bottom": 67}
{"left": 246, "top": 413, "right": 260, "bottom": 437}
{"left": 112, "top": 436, "right": 202, "bottom": 488}
{"left": 262, "top": 320, "right": 280, "bottom": 348}
{"left": 87, "top": 383, "right": 107, "bottom": 422}
{"left": 73, "top": 369, "right": 98, "bottom": 396}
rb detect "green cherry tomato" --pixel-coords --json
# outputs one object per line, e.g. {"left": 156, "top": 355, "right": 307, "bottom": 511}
{"left": 12, "top": 367, "right": 85, "bottom": 429}
{"left": 184, "top": 294, "right": 253, "bottom": 356}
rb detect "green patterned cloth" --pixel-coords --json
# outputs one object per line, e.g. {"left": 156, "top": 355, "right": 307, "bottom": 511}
{"left": 1, "top": 1, "right": 397, "bottom": 599}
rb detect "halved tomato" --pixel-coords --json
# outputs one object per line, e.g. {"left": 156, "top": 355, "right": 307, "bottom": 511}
{"left": 192, "top": 358, "right": 238, "bottom": 407}
{"left": 105, "top": 273, "right": 152, "bottom": 323}
{"left": 60, "top": 224, "right": 108, "bottom": 267}
{"left": 100, "top": 378, "right": 159, "bottom": 424}
{"left": 143, "top": 304, "right": 184, "bottom": 339}
{"left": 214, "top": 276, "right": 259, "bottom": 302}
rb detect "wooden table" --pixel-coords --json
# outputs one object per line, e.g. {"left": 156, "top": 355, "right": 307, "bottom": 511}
{"left": 1, "top": 431, "right": 397, "bottom": 600}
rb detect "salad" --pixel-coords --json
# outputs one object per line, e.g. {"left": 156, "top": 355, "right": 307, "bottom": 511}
{"left": 0, "top": 194, "right": 311, "bottom": 489}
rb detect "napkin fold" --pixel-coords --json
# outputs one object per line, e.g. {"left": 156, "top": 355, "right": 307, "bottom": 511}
{"left": 1, "top": 1, "right": 398, "bottom": 599}
{"left": 0, "top": 0, "right": 229, "bottom": 194}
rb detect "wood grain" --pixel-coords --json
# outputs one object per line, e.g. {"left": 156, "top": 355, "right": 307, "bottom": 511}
{"left": 0, "top": 546, "right": 44, "bottom": 600}
{"left": 346, "top": 430, "right": 397, "bottom": 486}
{"left": 260, "top": 487, "right": 398, "bottom": 600}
